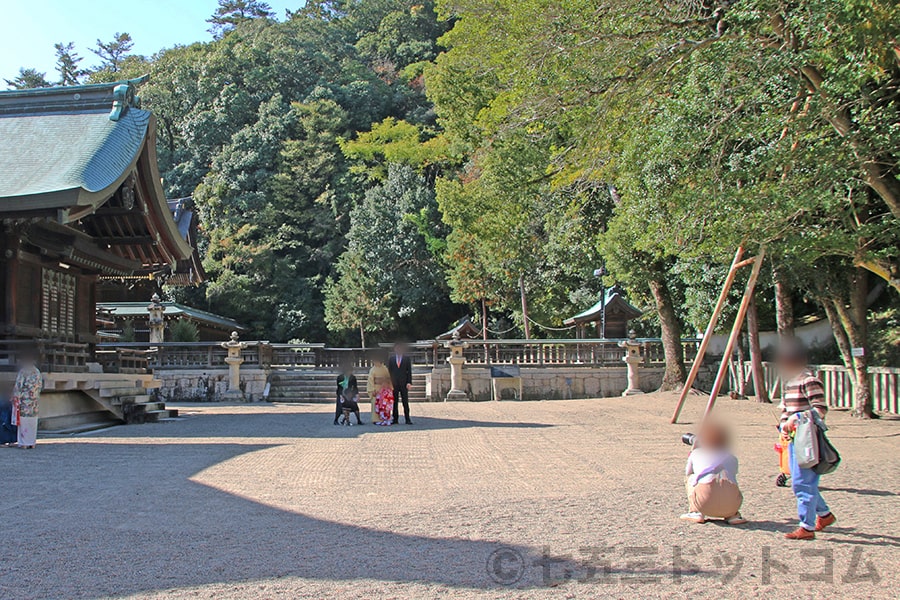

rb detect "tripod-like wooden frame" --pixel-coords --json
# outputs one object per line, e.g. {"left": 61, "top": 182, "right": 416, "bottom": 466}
{"left": 670, "top": 246, "right": 766, "bottom": 424}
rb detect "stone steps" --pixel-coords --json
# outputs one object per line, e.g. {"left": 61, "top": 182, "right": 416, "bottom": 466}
{"left": 124, "top": 402, "right": 179, "bottom": 423}
{"left": 268, "top": 370, "right": 428, "bottom": 403}
{"left": 88, "top": 378, "right": 178, "bottom": 424}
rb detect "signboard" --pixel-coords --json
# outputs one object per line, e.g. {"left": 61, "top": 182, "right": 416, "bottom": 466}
{"left": 491, "top": 365, "right": 521, "bottom": 378}
{"left": 851, "top": 347, "right": 865, "bottom": 358}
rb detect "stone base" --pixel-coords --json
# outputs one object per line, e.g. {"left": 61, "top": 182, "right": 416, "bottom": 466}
{"left": 222, "top": 389, "right": 246, "bottom": 401}
{"left": 446, "top": 389, "right": 469, "bottom": 402}
{"left": 622, "top": 388, "right": 645, "bottom": 396}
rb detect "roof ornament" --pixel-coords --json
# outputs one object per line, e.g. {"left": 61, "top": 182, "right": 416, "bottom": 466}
{"left": 109, "top": 83, "right": 137, "bottom": 122}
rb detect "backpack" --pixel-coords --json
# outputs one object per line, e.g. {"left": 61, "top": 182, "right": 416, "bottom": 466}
{"left": 812, "top": 412, "right": 841, "bottom": 475}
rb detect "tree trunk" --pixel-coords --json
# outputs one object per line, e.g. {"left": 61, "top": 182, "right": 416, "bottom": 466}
{"left": 773, "top": 267, "right": 795, "bottom": 339}
{"left": 519, "top": 274, "right": 531, "bottom": 340}
{"left": 821, "top": 298, "right": 853, "bottom": 371}
{"left": 747, "top": 294, "right": 770, "bottom": 403}
{"left": 817, "top": 271, "right": 874, "bottom": 419}
{"left": 648, "top": 277, "right": 685, "bottom": 390}
{"left": 735, "top": 333, "right": 748, "bottom": 398}
{"left": 359, "top": 323, "right": 366, "bottom": 348}
{"left": 833, "top": 269, "right": 873, "bottom": 418}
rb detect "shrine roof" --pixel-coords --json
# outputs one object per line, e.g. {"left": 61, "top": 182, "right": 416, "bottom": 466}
{"left": 0, "top": 78, "right": 150, "bottom": 209}
{"left": 564, "top": 290, "right": 643, "bottom": 325}
{"left": 97, "top": 301, "right": 245, "bottom": 331}
{"left": 0, "top": 78, "right": 195, "bottom": 277}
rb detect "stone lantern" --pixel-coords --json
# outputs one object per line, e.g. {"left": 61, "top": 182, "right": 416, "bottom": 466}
{"left": 147, "top": 293, "right": 165, "bottom": 344}
{"left": 444, "top": 331, "right": 469, "bottom": 401}
{"left": 221, "top": 331, "right": 248, "bottom": 400}
{"left": 618, "top": 329, "right": 644, "bottom": 396}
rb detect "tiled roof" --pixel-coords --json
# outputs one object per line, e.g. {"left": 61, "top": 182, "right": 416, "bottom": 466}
{"left": 0, "top": 110, "right": 149, "bottom": 204}
{"left": 564, "top": 291, "right": 643, "bottom": 325}
{"left": 0, "top": 79, "right": 150, "bottom": 210}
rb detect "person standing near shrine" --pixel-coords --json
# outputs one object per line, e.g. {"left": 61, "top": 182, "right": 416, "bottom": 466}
{"left": 388, "top": 342, "right": 413, "bottom": 425}
{"left": 12, "top": 349, "right": 43, "bottom": 449}
{"left": 368, "top": 352, "right": 393, "bottom": 426}
{"left": 777, "top": 338, "right": 836, "bottom": 540}
{"left": 0, "top": 380, "right": 16, "bottom": 447}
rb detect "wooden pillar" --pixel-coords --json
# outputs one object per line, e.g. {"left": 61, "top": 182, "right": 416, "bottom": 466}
{"left": 2, "top": 232, "right": 19, "bottom": 334}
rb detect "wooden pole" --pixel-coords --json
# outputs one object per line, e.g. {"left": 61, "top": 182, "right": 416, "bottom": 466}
{"left": 670, "top": 247, "right": 745, "bottom": 424}
{"left": 519, "top": 274, "right": 531, "bottom": 340}
{"left": 703, "top": 248, "right": 766, "bottom": 419}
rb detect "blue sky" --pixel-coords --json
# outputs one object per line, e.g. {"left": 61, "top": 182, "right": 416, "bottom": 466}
{"left": 1, "top": 0, "right": 305, "bottom": 83}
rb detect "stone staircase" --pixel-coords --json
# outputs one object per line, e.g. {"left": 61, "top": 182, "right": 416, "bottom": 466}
{"left": 92, "top": 378, "right": 179, "bottom": 424}
{"left": 39, "top": 373, "right": 179, "bottom": 431}
{"left": 267, "top": 370, "right": 429, "bottom": 403}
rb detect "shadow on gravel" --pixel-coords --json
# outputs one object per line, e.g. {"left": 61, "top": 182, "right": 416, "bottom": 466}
{"left": 96, "top": 411, "right": 554, "bottom": 440}
{"left": 0, "top": 440, "right": 712, "bottom": 599}
{"left": 824, "top": 530, "right": 900, "bottom": 548}
{"left": 820, "top": 486, "right": 898, "bottom": 497}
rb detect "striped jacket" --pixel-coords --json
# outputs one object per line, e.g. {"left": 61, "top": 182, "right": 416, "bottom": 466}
{"left": 780, "top": 369, "right": 827, "bottom": 423}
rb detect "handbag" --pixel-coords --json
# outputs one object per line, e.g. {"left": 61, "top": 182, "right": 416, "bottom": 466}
{"left": 792, "top": 411, "right": 819, "bottom": 469}
{"left": 812, "top": 413, "right": 841, "bottom": 475}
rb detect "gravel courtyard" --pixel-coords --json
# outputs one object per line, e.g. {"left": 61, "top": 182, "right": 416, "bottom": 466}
{"left": 2, "top": 393, "right": 897, "bottom": 599}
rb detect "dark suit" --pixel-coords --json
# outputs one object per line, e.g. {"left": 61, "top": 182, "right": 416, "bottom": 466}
{"left": 388, "top": 354, "right": 413, "bottom": 423}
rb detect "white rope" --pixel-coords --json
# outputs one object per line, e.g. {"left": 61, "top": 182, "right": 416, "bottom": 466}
{"left": 486, "top": 324, "right": 518, "bottom": 335}
{"left": 525, "top": 315, "right": 577, "bottom": 332}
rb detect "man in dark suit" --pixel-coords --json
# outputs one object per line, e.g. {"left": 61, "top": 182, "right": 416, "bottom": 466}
{"left": 388, "top": 342, "right": 413, "bottom": 424}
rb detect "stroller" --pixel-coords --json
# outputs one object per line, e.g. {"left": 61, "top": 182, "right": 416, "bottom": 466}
{"left": 774, "top": 429, "right": 792, "bottom": 487}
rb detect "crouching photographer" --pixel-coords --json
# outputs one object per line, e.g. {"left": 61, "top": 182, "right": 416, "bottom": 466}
{"left": 680, "top": 421, "right": 747, "bottom": 525}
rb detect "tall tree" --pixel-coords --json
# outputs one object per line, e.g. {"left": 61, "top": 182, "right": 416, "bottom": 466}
{"left": 4, "top": 68, "right": 51, "bottom": 89}
{"left": 331, "top": 163, "right": 448, "bottom": 328}
{"left": 91, "top": 32, "right": 134, "bottom": 73}
{"left": 54, "top": 42, "right": 86, "bottom": 85}
{"left": 208, "top": 0, "right": 275, "bottom": 37}
{"left": 324, "top": 248, "right": 393, "bottom": 347}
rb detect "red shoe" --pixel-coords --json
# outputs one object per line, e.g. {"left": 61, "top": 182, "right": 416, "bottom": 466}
{"left": 815, "top": 513, "right": 836, "bottom": 531}
{"left": 785, "top": 527, "right": 816, "bottom": 540}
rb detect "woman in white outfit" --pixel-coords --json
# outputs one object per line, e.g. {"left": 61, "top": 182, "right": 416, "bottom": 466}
{"left": 12, "top": 350, "right": 43, "bottom": 449}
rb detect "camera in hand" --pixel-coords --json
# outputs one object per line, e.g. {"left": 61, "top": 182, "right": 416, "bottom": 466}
{"left": 681, "top": 433, "right": 696, "bottom": 446}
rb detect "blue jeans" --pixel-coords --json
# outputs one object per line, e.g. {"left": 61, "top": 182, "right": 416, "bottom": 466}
{"left": 789, "top": 442, "right": 831, "bottom": 530}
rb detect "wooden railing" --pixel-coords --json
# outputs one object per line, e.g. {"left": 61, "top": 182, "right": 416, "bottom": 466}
{"left": 0, "top": 339, "right": 91, "bottom": 373}
{"left": 816, "top": 365, "right": 900, "bottom": 414}
{"left": 726, "top": 360, "right": 900, "bottom": 414}
{"left": 97, "top": 338, "right": 698, "bottom": 371}
{"left": 95, "top": 347, "right": 149, "bottom": 374}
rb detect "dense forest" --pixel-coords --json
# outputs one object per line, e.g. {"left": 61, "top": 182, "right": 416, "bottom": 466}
{"left": 7, "top": 0, "right": 900, "bottom": 415}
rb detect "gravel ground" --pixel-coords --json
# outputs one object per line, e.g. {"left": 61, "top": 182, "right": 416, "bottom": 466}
{"left": 1, "top": 392, "right": 897, "bottom": 599}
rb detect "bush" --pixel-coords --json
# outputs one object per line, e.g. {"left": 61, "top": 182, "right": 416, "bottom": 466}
{"left": 169, "top": 319, "right": 200, "bottom": 343}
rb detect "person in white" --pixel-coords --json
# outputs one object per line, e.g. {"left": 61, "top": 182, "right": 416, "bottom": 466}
{"left": 681, "top": 420, "right": 746, "bottom": 524}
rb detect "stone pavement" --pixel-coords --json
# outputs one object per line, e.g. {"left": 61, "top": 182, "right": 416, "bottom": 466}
{"left": 1, "top": 393, "right": 897, "bottom": 599}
